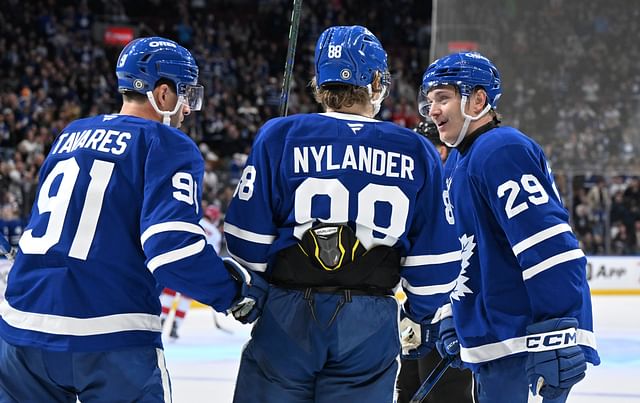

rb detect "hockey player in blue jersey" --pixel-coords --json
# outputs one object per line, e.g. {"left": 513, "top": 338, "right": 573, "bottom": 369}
{"left": 0, "top": 36, "right": 267, "bottom": 402}
{"left": 396, "top": 121, "right": 476, "bottom": 403}
{"left": 224, "top": 25, "right": 460, "bottom": 403}
{"left": 418, "top": 51, "right": 600, "bottom": 402}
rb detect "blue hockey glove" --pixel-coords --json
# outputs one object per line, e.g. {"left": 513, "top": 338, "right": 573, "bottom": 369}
{"left": 526, "top": 317, "right": 587, "bottom": 399}
{"left": 223, "top": 257, "right": 269, "bottom": 324}
{"left": 435, "top": 316, "right": 463, "bottom": 368}
{"left": 399, "top": 310, "right": 439, "bottom": 360}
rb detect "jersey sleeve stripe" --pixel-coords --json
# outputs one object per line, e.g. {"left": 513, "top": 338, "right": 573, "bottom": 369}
{"left": 522, "top": 249, "right": 585, "bottom": 280}
{"left": 512, "top": 223, "right": 573, "bottom": 256}
{"left": 432, "top": 303, "right": 453, "bottom": 322}
{"left": 460, "top": 329, "right": 597, "bottom": 364}
{"left": 140, "top": 221, "right": 205, "bottom": 250}
{"left": 402, "top": 250, "right": 461, "bottom": 266}
{"left": 147, "top": 239, "right": 206, "bottom": 272}
{"left": 401, "top": 278, "right": 457, "bottom": 296}
{"left": 0, "top": 300, "right": 161, "bottom": 336}
{"left": 228, "top": 250, "right": 268, "bottom": 272}
{"left": 224, "top": 223, "right": 276, "bottom": 245}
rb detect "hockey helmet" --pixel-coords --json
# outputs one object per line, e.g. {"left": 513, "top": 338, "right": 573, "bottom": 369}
{"left": 314, "top": 25, "right": 390, "bottom": 89}
{"left": 418, "top": 52, "right": 501, "bottom": 117}
{"left": 204, "top": 205, "right": 221, "bottom": 222}
{"left": 116, "top": 37, "right": 203, "bottom": 111}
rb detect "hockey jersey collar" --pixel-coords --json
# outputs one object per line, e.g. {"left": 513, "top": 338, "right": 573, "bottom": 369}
{"left": 456, "top": 119, "right": 499, "bottom": 154}
{"left": 319, "top": 112, "right": 380, "bottom": 123}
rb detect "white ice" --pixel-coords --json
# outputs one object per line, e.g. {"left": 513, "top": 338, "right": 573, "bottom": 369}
{"left": 164, "top": 296, "right": 640, "bottom": 403}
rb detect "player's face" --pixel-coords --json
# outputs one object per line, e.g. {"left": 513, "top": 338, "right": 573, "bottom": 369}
{"left": 426, "top": 86, "right": 464, "bottom": 145}
{"left": 171, "top": 101, "right": 190, "bottom": 129}
{"left": 166, "top": 92, "right": 191, "bottom": 129}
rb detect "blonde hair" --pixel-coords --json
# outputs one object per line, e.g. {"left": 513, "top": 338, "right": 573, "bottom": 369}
{"left": 310, "top": 77, "right": 371, "bottom": 111}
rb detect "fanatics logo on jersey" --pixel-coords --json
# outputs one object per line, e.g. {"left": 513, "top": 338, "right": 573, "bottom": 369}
{"left": 347, "top": 123, "right": 363, "bottom": 134}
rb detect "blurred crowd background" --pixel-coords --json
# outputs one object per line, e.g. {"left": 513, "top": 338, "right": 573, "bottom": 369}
{"left": 0, "top": 0, "right": 638, "bottom": 255}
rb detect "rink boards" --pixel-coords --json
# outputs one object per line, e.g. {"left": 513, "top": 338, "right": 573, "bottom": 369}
{"left": 0, "top": 255, "right": 638, "bottom": 306}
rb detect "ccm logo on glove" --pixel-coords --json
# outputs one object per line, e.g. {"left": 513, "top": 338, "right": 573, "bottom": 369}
{"left": 526, "top": 328, "right": 577, "bottom": 351}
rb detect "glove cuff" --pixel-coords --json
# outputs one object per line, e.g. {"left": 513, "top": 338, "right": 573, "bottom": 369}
{"left": 223, "top": 257, "right": 251, "bottom": 284}
{"left": 525, "top": 317, "right": 578, "bottom": 353}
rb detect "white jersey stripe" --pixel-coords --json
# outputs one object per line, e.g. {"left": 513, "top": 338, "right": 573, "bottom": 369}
{"left": 522, "top": 249, "right": 585, "bottom": 280}
{"left": 432, "top": 303, "right": 453, "bottom": 323}
{"left": 140, "top": 221, "right": 205, "bottom": 250}
{"left": 460, "top": 329, "right": 597, "bottom": 364}
{"left": 224, "top": 223, "right": 276, "bottom": 245}
{"left": 401, "top": 278, "right": 457, "bottom": 296}
{"left": 147, "top": 240, "right": 206, "bottom": 272}
{"left": 228, "top": 250, "right": 268, "bottom": 272}
{"left": 156, "top": 348, "right": 172, "bottom": 403}
{"left": 512, "top": 223, "right": 573, "bottom": 256}
{"left": 0, "top": 300, "right": 161, "bottom": 336}
{"left": 402, "top": 250, "right": 461, "bottom": 267}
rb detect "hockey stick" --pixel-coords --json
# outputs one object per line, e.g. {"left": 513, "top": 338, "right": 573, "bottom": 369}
{"left": 409, "top": 356, "right": 452, "bottom": 403}
{"left": 0, "top": 236, "right": 15, "bottom": 261}
{"left": 278, "top": 0, "right": 303, "bottom": 117}
{"left": 212, "top": 310, "right": 234, "bottom": 334}
{"left": 162, "top": 292, "right": 182, "bottom": 340}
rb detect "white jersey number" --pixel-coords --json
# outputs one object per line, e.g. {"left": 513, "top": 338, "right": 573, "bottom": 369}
{"left": 293, "top": 178, "right": 410, "bottom": 248}
{"left": 497, "top": 174, "right": 549, "bottom": 219}
{"left": 172, "top": 172, "right": 199, "bottom": 214}
{"left": 233, "top": 165, "right": 256, "bottom": 201}
{"left": 443, "top": 178, "right": 455, "bottom": 225}
{"left": 19, "top": 157, "right": 114, "bottom": 260}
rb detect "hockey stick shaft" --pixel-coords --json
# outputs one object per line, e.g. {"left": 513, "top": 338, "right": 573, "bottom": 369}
{"left": 409, "top": 356, "right": 452, "bottom": 403}
{"left": 212, "top": 310, "right": 233, "bottom": 334}
{"left": 162, "top": 292, "right": 182, "bottom": 338}
{"left": 278, "top": 0, "right": 303, "bottom": 117}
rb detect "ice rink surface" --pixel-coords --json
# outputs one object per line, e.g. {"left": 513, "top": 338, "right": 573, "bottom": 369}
{"left": 164, "top": 296, "right": 640, "bottom": 403}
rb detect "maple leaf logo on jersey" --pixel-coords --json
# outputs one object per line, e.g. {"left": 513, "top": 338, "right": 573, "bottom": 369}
{"left": 451, "top": 233, "right": 475, "bottom": 301}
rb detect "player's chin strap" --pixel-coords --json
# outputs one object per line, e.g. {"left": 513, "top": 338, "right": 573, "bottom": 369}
{"left": 444, "top": 96, "right": 492, "bottom": 148}
{"left": 146, "top": 91, "right": 185, "bottom": 126}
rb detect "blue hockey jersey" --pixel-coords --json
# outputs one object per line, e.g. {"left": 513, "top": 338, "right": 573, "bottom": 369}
{"left": 443, "top": 124, "right": 600, "bottom": 370}
{"left": 0, "top": 114, "right": 238, "bottom": 352}
{"left": 0, "top": 218, "right": 24, "bottom": 247}
{"left": 224, "top": 112, "right": 460, "bottom": 321}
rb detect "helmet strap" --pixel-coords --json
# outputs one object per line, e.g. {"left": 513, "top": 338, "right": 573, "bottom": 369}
{"left": 146, "top": 91, "right": 185, "bottom": 126}
{"left": 367, "top": 83, "right": 387, "bottom": 118}
{"left": 444, "top": 96, "right": 492, "bottom": 148}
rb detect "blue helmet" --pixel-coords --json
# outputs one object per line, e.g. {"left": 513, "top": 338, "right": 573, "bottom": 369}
{"left": 314, "top": 25, "right": 390, "bottom": 89}
{"left": 419, "top": 52, "right": 501, "bottom": 116}
{"left": 116, "top": 37, "right": 203, "bottom": 110}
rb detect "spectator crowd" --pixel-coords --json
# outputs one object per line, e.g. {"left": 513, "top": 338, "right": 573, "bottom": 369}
{"left": 458, "top": 0, "right": 640, "bottom": 254}
{"left": 0, "top": 0, "right": 639, "bottom": 255}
